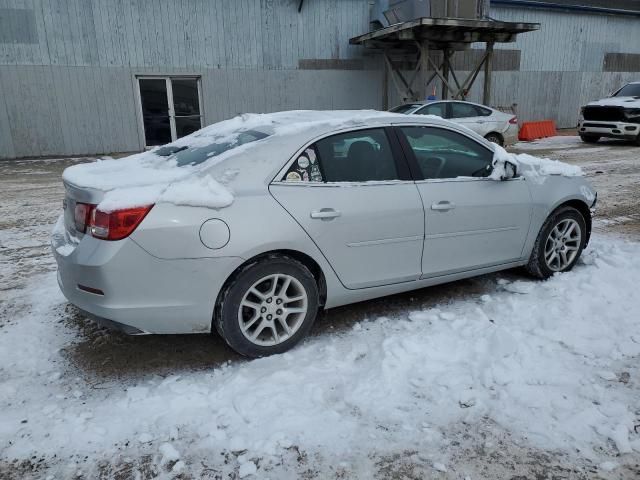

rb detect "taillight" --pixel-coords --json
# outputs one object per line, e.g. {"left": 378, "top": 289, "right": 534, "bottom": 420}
{"left": 90, "top": 205, "right": 153, "bottom": 241}
{"left": 509, "top": 116, "right": 518, "bottom": 125}
{"left": 74, "top": 202, "right": 96, "bottom": 233}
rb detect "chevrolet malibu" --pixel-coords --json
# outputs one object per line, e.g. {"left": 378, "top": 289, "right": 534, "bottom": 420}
{"left": 52, "top": 111, "right": 596, "bottom": 357}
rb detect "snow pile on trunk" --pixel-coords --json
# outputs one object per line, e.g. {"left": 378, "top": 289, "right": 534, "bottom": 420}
{"left": 491, "top": 144, "right": 583, "bottom": 180}
{"left": 62, "top": 110, "right": 403, "bottom": 212}
{"left": 1, "top": 235, "right": 639, "bottom": 477}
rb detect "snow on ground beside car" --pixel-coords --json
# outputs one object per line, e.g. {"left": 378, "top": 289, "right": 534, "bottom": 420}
{"left": 1, "top": 234, "right": 639, "bottom": 477}
{"left": 512, "top": 136, "right": 585, "bottom": 151}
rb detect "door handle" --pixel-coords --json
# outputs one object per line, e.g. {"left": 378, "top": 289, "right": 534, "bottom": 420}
{"left": 310, "top": 208, "right": 341, "bottom": 220}
{"left": 431, "top": 201, "right": 456, "bottom": 211}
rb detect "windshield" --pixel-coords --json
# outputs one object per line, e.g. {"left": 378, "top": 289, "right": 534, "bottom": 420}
{"left": 614, "top": 84, "right": 640, "bottom": 97}
{"left": 389, "top": 104, "right": 422, "bottom": 114}
{"left": 155, "top": 129, "right": 270, "bottom": 166}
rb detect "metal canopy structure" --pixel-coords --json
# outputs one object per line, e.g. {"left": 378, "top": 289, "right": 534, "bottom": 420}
{"left": 350, "top": 17, "right": 540, "bottom": 106}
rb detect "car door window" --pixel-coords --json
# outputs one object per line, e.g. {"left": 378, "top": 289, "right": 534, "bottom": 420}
{"left": 415, "top": 103, "right": 446, "bottom": 117}
{"left": 399, "top": 126, "right": 494, "bottom": 179}
{"left": 450, "top": 102, "right": 482, "bottom": 119}
{"left": 296, "top": 128, "right": 399, "bottom": 182}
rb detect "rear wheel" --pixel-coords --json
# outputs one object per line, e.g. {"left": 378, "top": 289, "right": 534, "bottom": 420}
{"left": 580, "top": 134, "right": 600, "bottom": 144}
{"left": 526, "top": 206, "right": 587, "bottom": 279}
{"left": 635, "top": 133, "right": 640, "bottom": 147}
{"left": 215, "top": 255, "right": 319, "bottom": 357}
{"left": 484, "top": 132, "right": 503, "bottom": 146}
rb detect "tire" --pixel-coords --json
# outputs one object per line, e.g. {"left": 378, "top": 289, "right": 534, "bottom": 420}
{"left": 215, "top": 255, "right": 319, "bottom": 357}
{"left": 484, "top": 133, "right": 503, "bottom": 146}
{"left": 634, "top": 134, "right": 640, "bottom": 147}
{"left": 580, "top": 134, "right": 600, "bottom": 144}
{"left": 526, "top": 206, "right": 587, "bottom": 279}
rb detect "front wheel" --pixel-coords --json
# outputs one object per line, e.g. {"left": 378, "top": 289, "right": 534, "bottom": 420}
{"left": 215, "top": 255, "right": 319, "bottom": 357}
{"left": 526, "top": 206, "right": 587, "bottom": 279}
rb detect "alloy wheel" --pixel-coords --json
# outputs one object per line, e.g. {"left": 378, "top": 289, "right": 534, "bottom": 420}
{"left": 543, "top": 218, "right": 582, "bottom": 272}
{"left": 237, "top": 274, "right": 308, "bottom": 346}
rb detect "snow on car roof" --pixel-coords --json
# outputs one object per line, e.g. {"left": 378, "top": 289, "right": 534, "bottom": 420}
{"left": 62, "top": 109, "right": 581, "bottom": 213}
{"left": 62, "top": 110, "right": 440, "bottom": 212}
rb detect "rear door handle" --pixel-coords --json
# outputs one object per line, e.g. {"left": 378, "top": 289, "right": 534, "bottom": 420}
{"left": 310, "top": 208, "right": 341, "bottom": 220}
{"left": 431, "top": 201, "right": 456, "bottom": 211}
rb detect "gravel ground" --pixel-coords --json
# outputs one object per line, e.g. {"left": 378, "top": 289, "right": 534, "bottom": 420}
{"left": 1, "top": 137, "right": 639, "bottom": 479}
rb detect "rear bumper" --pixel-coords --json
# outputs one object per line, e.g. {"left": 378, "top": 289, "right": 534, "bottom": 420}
{"left": 578, "top": 120, "right": 640, "bottom": 140}
{"left": 52, "top": 226, "right": 243, "bottom": 334}
{"left": 503, "top": 123, "right": 519, "bottom": 145}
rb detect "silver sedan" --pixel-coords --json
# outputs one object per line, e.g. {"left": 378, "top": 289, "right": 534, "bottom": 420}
{"left": 52, "top": 111, "right": 596, "bottom": 357}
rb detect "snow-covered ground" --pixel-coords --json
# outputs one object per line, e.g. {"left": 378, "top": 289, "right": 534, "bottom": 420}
{"left": 1, "top": 137, "right": 640, "bottom": 479}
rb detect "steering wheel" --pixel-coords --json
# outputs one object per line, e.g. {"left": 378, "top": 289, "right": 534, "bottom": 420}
{"left": 424, "top": 156, "right": 446, "bottom": 179}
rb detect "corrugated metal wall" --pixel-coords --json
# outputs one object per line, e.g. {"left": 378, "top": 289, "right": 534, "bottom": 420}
{"left": 1, "top": 1, "right": 639, "bottom": 158}
{"left": 0, "top": 0, "right": 382, "bottom": 158}
{"left": 486, "top": 6, "right": 640, "bottom": 127}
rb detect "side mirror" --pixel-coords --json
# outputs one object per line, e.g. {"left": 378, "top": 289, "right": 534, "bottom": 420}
{"left": 501, "top": 161, "right": 517, "bottom": 181}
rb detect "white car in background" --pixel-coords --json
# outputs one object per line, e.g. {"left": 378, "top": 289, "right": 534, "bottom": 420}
{"left": 390, "top": 100, "right": 519, "bottom": 146}
{"left": 578, "top": 82, "right": 640, "bottom": 145}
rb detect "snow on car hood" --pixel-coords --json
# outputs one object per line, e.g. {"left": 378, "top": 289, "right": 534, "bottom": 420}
{"left": 63, "top": 110, "right": 403, "bottom": 212}
{"left": 490, "top": 144, "right": 583, "bottom": 181}
{"left": 586, "top": 96, "right": 640, "bottom": 108}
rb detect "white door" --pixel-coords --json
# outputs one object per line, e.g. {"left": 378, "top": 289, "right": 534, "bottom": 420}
{"left": 396, "top": 125, "right": 532, "bottom": 277}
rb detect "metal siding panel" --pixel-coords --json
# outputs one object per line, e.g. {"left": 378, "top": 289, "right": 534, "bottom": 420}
{"left": 0, "top": 66, "right": 16, "bottom": 158}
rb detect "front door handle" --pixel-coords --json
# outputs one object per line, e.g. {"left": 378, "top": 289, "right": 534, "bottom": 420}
{"left": 431, "top": 201, "right": 456, "bottom": 211}
{"left": 310, "top": 208, "right": 341, "bottom": 220}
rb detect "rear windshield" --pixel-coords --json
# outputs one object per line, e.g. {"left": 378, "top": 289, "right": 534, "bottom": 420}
{"left": 614, "top": 84, "right": 640, "bottom": 97}
{"left": 389, "top": 104, "right": 422, "bottom": 114}
{"left": 155, "top": 130, "right": 270, "bottom": 166}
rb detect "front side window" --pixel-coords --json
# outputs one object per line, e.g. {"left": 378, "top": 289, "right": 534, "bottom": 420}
{"left": 450, "top": 102, "right": 482, "bottom": 119}
{"left": 399, "top": 126, "right": 493, "bottom": 179}
{"left": 416, "top": 103, "right": 446, "bottom": 117}
{"left": 284, "top": 128, "right": 399, "bottom": 183}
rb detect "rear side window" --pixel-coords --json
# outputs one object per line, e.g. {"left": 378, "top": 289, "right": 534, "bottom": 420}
{"left": 284, "top": 128, "right": 399, "bottom": 183}
{"left": 399, "top": 126, "right": 493, "bottom": 179}
{"left": 450, "top": 102, "right": 482, "bottom": 119}
{"left": 416, "top": 103, "right": 446, "bottom": 117}
{"left": 315, "top": 129, "right": 399, "bottom": 182}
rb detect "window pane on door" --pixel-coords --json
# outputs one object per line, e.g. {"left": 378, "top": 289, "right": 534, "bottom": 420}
{"left": 171, "top": 79, "right": 200, "bottom": 116}
{"left": 139, "top": 79, "right": 171, "bottom": 146}
{"left": 315, "top": 129, "right": 398, "bottom": 182}
{"left": 400, "top": 126, "right": 493, "bottom": 179}
{"left": 175, "top": 116, "right": 202, "bottom": 138}
{"left": 171, "top": 78, "right": 202, "bottom": 138}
